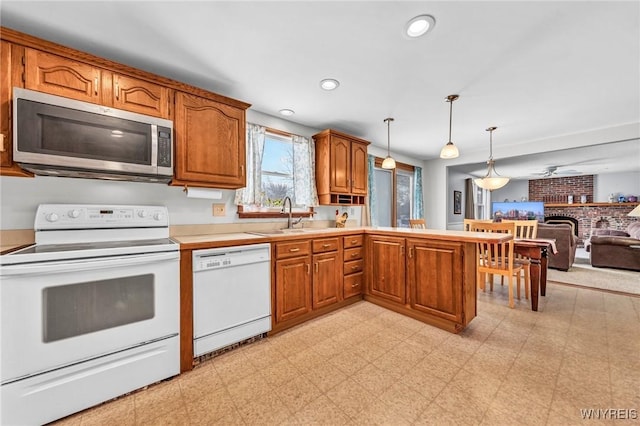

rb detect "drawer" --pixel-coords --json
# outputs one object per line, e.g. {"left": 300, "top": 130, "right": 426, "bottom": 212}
{"left": 344, "top": 272, "right": 364, "bottom": 299}
{"left": 343, "top": 247, "right": 363, "bottom": 261}
{"left": 312, "top": 237, "right": 340, "bottom": 254}
{"left": 343, "top": 235, "right": 363, "bottom": 249}
{"left": 275, "top": 240, "right": 311, "bottom": 259}
{"left": 344, "top": 259, "right": 364, "bottom": 275}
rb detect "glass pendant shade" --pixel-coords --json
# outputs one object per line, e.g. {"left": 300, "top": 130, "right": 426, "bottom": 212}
{"left": 474, "top": 127, "right": 509, "bottom": 191}
{"left": 381, "top": 156, "right": 396, "bottom": 169}
{"left": 440, "top": 95, "right": 460, "bottom": 159}
{"left": 382, "top": 117, "right": 396, "bottom": 169}
{"left": 440, "top": 142, "right": 459, "bottom": 159}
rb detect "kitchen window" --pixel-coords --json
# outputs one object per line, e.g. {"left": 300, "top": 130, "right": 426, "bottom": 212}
{"left": 236, "top": 125, "right": 317, "bottom": 219}
{"left": 372, "top": 158, "right": 417, "bottom": 227}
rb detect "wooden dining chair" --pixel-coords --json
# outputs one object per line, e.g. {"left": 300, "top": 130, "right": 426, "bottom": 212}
{"left": 463, "top": 218, "right": 493, "bottom": 231}
{"left": 501, "top": 219, "right": 537, "bottom": 299}
{"left": 409, "top": 219, "right": 426, "bottom": 229}
{"left": 469, "top": 221, "right": 524, "bottom": 309}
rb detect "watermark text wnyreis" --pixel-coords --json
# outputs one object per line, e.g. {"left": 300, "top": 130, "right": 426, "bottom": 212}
{"left": 580, "top": 408, "right": 637, "bottom": 420}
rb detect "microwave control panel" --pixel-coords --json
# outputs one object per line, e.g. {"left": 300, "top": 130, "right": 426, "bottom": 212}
{"left": 157, "top": 126, "right": 172, "bottom": 167}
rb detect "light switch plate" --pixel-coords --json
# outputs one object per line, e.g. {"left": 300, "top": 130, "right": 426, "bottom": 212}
{"left": 212, "top": 203, "right": 226, "bottom": 216}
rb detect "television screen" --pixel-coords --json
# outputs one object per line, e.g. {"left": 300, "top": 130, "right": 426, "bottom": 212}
{"left": 491, "top": 201, "right": 545, "bottom": 222}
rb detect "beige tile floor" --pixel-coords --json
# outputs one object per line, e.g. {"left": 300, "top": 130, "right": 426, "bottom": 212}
{"left": 54, "top": 282, "right": 639, "bottom": 426}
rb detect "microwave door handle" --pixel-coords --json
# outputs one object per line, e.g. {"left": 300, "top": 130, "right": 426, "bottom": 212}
{"left": 0, "top": 252, "right": 179, "bottom": 276}
{"left": 151, "top": 125, "right": 158, "bottom": 168}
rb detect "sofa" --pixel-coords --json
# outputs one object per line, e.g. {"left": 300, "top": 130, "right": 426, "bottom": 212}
{"left": 536, "top": 223, "right": 578, "bottom": 271}
{"left": 586, "top": 222, "right": 640, "bottom": 271}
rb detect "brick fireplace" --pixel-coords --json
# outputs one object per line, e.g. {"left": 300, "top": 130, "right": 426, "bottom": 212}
{"left": 529, "top": 175, "right": 638, "bottom": 246}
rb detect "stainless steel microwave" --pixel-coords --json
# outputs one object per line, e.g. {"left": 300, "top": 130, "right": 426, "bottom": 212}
{"left": 13, "top": 88, "right": 173, "bottom": 183}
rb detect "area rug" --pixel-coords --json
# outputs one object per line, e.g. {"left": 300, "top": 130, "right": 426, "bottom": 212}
{"left": 547, "top": 259, "right": 640, "bottom": 296}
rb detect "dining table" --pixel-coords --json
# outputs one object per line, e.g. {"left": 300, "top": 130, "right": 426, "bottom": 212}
{"left": 514, "top": 238, "right": 557, "bottom": 311}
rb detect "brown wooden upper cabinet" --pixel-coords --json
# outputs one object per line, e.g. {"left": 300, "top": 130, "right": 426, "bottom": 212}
{"left": 172, "top": 92, "right": 247, "bottom": 189}
{"left": 313, "top": 129, "right": 370, "bottom": 205}
{"left": 23, "top": 49, "right": 171, "bottom": 119}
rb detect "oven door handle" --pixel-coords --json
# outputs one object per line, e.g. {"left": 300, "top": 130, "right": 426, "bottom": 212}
{"left": 0, "top": 252, "right": 179, "bottom": 276}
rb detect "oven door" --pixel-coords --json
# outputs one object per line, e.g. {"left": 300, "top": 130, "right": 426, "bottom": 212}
{"left": 0, "top": 250, "right": 179, "bottom": 384}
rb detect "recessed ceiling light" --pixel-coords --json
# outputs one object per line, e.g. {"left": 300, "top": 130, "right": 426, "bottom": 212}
{"left": 279, "top": 109, "right": 295, "bottom": 116}
{"left": 405, "top": 15, "right": 436, "bottom": 38}
{"left": 320, "top": 78, "right": 340, "bottom": 91}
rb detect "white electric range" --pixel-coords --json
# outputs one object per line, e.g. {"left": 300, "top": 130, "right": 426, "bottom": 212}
{"left": 1, "top": 204, "right": 180, "bottom": 425}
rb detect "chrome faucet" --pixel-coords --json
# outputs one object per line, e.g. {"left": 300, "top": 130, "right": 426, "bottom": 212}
{"left": 282, "top": 196, "right": 294, "bottom": 229}
{"left": 281, "top": 196, "right": 302, "bottom": 229}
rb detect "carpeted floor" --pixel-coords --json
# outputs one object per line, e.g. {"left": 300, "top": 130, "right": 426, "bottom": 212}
{"left": 547, "top": 253, "right": 640, "bottom": 296}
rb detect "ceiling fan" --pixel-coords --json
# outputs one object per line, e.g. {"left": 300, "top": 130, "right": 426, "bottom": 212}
{"left": 533, "top": 165, "right": 581, "bottom": 178}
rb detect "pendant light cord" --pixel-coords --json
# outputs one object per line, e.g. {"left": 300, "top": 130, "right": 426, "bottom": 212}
{"left": 448, "top": 98, "right": 453, "bottom": 143}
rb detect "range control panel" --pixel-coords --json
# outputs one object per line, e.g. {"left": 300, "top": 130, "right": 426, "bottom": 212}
{"left": 34, "top": 204, "right": 169, "bottom": 230}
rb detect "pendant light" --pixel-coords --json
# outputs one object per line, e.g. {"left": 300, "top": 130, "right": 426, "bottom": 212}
{"left": 439, "top": 94, "right": 460, "bottom": 159}
{"left": 381, "top": 117, "right": 396, "bottom": 169}
{"left": 474, "top": 126, "right": 510, "bottom": 191}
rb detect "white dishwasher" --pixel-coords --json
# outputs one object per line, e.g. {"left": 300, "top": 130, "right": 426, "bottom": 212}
{"left": 193, "top": 243, "right": 271, "bottom": 357}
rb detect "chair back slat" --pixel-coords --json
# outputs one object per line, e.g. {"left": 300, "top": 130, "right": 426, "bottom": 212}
{"left": 501, "top": 219, "right": 538, "bottom": 239}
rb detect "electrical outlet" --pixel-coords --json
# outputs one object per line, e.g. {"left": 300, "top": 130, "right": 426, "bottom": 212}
{"left": 212, "top": 203, "right": 226, "bottom": 216}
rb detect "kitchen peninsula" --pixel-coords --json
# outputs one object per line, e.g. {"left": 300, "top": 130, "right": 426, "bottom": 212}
{"left": 174, "top": 227, "right": 510, "bottom": 372}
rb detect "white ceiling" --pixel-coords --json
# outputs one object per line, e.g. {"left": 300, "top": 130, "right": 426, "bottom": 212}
{"left": 2, "top": 1, "right": 639, "bottom": 179}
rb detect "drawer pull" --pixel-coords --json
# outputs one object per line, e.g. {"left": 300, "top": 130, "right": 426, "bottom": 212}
{"left": 351, "top": 252, "right": 358, "bottom": 257}
{"left": 322, "top": 244, "right": 330, "bottom": 248}
{"left": 289, "top": 247, "right": 300, "bottom": 252}
{"left": 351, "top": 266, "right": 358, "bottom": 270}
{"left": 115, "top": 80, "right": 120, "bottom": 100}
{"left": 351, "top": 282, "right": 360, "bottom": 288}
{"left": 351, "top": 240, "right": 358, "bottom": 244}
{"left": 94, "top": 77, "right": 98, "bottom": 95}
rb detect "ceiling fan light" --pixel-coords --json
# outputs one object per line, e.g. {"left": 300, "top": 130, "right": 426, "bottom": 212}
{"left": 440, "top": 141, "right": 459, "bottom": 159}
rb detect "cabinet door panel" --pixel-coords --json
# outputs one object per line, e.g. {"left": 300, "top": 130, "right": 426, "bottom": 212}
{"left": 112, "top": 74, "right": 170, "bottom": 118}
{"left": 350, "top": 141, "right": 368, "bottom": 195}
{"left": 329, "top": 136, "right": 350, "bottom": 193}
{"left": 275, "top": 256, "right": 311, "bottom": 323}
{"left": 407, "top": 240, "right": 463, "bottom": 323}
{"left": 368, "top": 236, "right": 405, "bottom": 304}
{"left": 312, "top": 252, "right": 341, "bottom": 309}
{"left": 24, "top": 49, "right": 101, "bottom": 103}
{"left": 174, "top": 92, "right": 245, "bottom": 188}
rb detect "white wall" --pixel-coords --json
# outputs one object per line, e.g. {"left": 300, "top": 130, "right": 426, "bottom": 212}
{"left": 491, "top": 180, "right": 530, "bottom": 203}
{"left": 595, "top": 172, "right": 640, "bottom": 202}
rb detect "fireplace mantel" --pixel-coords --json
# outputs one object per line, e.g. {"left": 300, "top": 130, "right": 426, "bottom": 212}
{"left": 545, "top": 202, "right": 637, "bottom": 208}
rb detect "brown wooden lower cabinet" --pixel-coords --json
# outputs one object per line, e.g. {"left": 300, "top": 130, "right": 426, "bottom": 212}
{"left": 367, "top": 235, "right": 406, "bottom": 304}
{"left": 407, "top": 239, "right": 463, "bottom": 323}
{"left": 274, "top": 255, "right": 312, "bottom": 324}
{"left": 312, "top": 251, "right": 342, "bottom": 309}
{"left": 365, "top": 234, "right": 476, "bottom": 333}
